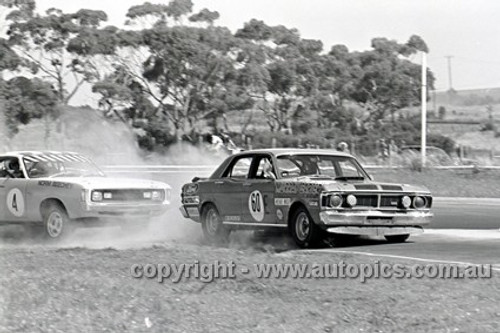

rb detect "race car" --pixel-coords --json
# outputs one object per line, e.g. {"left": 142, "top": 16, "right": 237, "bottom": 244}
{"left": 0, "top": 151, "right": 171, "bottom": 239}
{"left": 180, "top": 148, "right": 433, "bottom": 248}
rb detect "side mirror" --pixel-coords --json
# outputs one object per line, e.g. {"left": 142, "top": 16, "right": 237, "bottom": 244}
{"left": 192, "top": 176, "right": 200, "bottom": 183}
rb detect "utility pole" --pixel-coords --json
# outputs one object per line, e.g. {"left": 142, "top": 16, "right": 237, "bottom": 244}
{"left": 421, "top": 52, "right": 427, "bottom": 167}
{"left": 445, "top": 55, "right": 454, "bottom": 90}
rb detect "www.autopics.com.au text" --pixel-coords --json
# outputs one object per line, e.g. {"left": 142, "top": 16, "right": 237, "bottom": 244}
{"left": 130, "top": 260, "right": 493, "bottom": 283}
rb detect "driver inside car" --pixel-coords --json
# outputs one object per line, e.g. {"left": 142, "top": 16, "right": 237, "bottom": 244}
{"left": 260, "top": 159, "right": 277, "bottom": 179}
{"left": 4, "top": 159, "right": 25, "bottom": 178}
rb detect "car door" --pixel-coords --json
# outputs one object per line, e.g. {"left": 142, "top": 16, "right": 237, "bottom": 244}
{"left": 211, "top": 155, "right": 254, "bottom": 223}
{"left": 0, "top": 157, "right": 28, "bottom": 222}
{"left": 240, "top": 154, "right": 277, "bottom": 224}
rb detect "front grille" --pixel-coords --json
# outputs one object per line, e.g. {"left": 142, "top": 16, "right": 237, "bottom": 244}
{"left": 380, "top": 195, "right": 401, "bottom": 208}
{"left": 100, "top": 189, "right": 164, "bottom": 202}
{"left": 350, "top": 195, "right": 378, "bottom": 207}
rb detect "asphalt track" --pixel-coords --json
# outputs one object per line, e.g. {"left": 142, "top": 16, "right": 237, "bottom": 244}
{"left": 156, "top": 170, "right": 500, "bottom": 269}
{"left": 2, "top": 170, "right": 499, "bottom": 271}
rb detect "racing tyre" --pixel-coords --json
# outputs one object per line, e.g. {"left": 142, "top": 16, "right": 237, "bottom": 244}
{"left": 42, "top": 203, "right": 73, "bottom": 240}
{"left": 385, "top": 234, "right": 410, "bottom": 243}
{"left": 290, "top": 206, "right": 324, "bottom": 248}
{"left": 201, "top": 204, "right": 230, "bottom": 245}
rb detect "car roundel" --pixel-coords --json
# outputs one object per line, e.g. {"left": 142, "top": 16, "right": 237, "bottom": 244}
{"left": 7, "top": 188, "right": 25, "bottom": 217}
{"left": 248, "top": 190, "right": 265, "bottom": 222}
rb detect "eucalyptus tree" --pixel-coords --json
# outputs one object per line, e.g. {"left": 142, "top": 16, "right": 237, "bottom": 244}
{"left": 6, "top": 6, "right": 109, "bottom": 104}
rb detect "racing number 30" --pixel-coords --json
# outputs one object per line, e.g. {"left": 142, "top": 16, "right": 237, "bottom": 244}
{"left": 248, "top": 190, "right": 265, "bottom": 222}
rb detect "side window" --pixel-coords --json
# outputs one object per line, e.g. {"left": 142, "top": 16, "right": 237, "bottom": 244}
{"left": 253, "top": 157, "right": 276, "bottom": 179}
{"left": 0, "top": 157, "right": 25, "bottom": 179}
{"left": 225, "top": 157, "right": 252, "bottom": 179}
{"left": 276, "top": 157, "right": 301, "bottom": 178}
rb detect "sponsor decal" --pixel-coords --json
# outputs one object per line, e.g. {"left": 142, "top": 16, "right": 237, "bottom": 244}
{"left": 7, "top": 188, "right": 25, "bottom": 217}
{"left": 309, "top": 200, "right": 319, "bottom": 207}
{"left": 38, "top": 180, "right": 73, "bottom": 189}
{"left": 248, "top": 190, "right": 265, "bottom": 222}
{"left": 276, "top": 209, "right": 284, "bottom": 220}
{"left": 274, "top": 198, "right": 291, "bottom": 206}
{"left": 275, "top": 182, "right": 298, "bottom": 194}
{"left": 225, "top": 215, "right": 241, "bottom": 222}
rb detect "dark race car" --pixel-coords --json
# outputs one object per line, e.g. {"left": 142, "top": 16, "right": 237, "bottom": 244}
{"left": 180, "top": 149, "right": 433, "bottom": 248}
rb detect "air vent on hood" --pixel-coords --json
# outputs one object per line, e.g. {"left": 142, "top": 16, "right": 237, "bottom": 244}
{"left": 354, "top": 184, "right": 379, "bottom": 190}
{"left": 381, "top": 185, "right": 403, "bottom": 191}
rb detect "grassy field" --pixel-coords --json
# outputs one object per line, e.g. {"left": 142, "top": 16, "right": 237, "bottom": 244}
{"left": 1, "top": 242, "right": 499, "bottom": 333}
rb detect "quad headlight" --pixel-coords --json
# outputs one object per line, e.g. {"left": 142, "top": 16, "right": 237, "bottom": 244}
{"left": 91, "top": 191, "right": 103, "bottom": 202}
{"left": 401, "top": 195, "right": 412, "bottom": 209}
{"left": 346, "top": 194, "right": 357, "bottom": 207}
{"left": 413, "top": 196, "right": 427, "bottom": 209}
{"left": 328, "top": 194, "right": 343, "bottom": 208}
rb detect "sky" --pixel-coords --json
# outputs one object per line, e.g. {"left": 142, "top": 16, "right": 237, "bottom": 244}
{"left": 34, "top": 0, "right": 500, "bottom": 93}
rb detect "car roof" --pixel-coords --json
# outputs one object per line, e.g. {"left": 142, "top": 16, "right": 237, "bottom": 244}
{"left": 234, "top": 148, "right": 354, "bottom": 158}
{"left": 3, "top": 151, "right": 91, "bottom": 163}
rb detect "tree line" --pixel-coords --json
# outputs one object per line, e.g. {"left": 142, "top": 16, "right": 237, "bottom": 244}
{"left": 0, "top": 0, "right": 436, "bottom": 152}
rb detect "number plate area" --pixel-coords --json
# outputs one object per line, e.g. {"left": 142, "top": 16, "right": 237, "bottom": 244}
{"left": 365, "top": 217, "right": 394, "bottom": 225}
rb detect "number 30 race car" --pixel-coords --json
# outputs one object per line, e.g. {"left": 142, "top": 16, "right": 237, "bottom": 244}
{"left": 180, "top": 149, "right": 433, "bottom": 248}
{"left": 0, "top": 151, "right": 171, "bottom": 239}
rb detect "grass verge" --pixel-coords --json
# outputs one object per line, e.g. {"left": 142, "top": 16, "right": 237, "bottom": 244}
{"left": 1, "top": 244, "right": 499, "bottom": 332}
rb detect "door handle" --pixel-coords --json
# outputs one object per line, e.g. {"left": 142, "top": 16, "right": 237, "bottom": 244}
{"left": 215, "top": 181, "right": 224, "bottom": 185}
{"left": 243, "top": 182, "right": 252, "bottom": 187}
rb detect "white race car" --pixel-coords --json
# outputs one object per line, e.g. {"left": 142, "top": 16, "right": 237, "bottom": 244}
{"left": 0, "top": 151, "right": 171, "bottom": 239}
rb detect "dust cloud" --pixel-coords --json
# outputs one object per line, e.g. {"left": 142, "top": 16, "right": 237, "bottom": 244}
{"left": 0, "top": 107, "right": 232, "bottom": 250}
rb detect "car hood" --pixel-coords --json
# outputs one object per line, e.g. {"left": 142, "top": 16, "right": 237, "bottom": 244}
{"left": 282, "top": 176, "right": 430, "bottom": 193}
{"left": 36, "top": 176, "right": 171, "bottom": 190}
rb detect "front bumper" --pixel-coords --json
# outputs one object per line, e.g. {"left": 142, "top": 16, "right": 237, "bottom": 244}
{"left": 326, "top": 226, "right": 424, "bottom": 236}
{"left": 179, "top": 205, "right": 201, "bottom": 221}
{"left": 319, "top": 210, "right": 433, "bottom": 226}
{"left": 83, "top": 202, "right": 169, "bottom": 217}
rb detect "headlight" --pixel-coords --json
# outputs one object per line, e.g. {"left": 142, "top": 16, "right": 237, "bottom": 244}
{"left": 91, "top": 191, "right": 103, "bottom": 202}
{"left": 401, "top": 195, "right": 411, "bottom": 209}
{"left": 184, "top": 183, "right": 198, "bottom": 195}
{"left": 346, "top": 194, "right": 357, "bottom": 207}
{"left": 328, "top": 194, "right": 343, "bottom": 208}
{"left": 413, "top": 196, "right": 426, "bottom": 209}
{"left": 152, "top": 190, "right": 161, "bottom": 201}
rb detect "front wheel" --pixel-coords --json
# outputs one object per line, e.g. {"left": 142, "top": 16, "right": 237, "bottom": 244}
{"left": 289, "top": 207, "right": 324, "bottom": 248}
{"left": 201, "top": 204, "right": 230, "bottom": 245}
{"left": 385, "top": 234, "right": 410, "bottom": 243}
{"left": 42, "top": 203, "right": 72, "bottom": 239}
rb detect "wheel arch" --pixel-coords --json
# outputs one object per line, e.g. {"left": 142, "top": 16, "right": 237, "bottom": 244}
{"left": 287, "top": 200, "right": 308, "bottom": 228}
{"left": 40, "top": 198, "right": 67, "bottom": 218}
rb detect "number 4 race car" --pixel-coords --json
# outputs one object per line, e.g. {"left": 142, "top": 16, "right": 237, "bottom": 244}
{"left": 0, "top": 151, "right": 171, "bottom": 239}
{"left": 180, "top": 149, "right": 433, "bottom": 248}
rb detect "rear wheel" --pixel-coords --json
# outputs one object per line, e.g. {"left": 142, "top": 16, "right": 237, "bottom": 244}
{"left": 201, "top": 204, "right": 230, "bottom": 244}
{"left": 385, "top": 234, "right": 410, "bottom": 243}
{"left": 289, "top": 206, "right": 324, "bottom": 248}
{"left": 42, "top": 203, "right": 72, "bottom": 240}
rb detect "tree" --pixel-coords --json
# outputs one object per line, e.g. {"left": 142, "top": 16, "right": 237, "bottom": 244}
{"left": 349, "top": 35, "right": 435, "bottom": 124}
{"left": 6, "top": 7, "right": 109, "bottom": 104}
{"left": 0, "top": 76, "right": 59, "bottom": 139}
